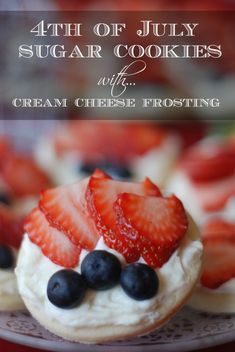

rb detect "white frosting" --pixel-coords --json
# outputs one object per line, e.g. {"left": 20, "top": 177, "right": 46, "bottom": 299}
{"left": 131, "top": 136, "right": 181, "bottom": 186}
{"left": 168, "top": 171, "right": 206, "bottom": 225}
{"left": 13, "top": 196, "right": 38, "bottom": 216}
{"left": 0, "top": 270, "right": 18, "bottom": 295}
{"left": 35, "top": 137, "right": 77, "bottom": 185}
{"left": 16, "top": 234, "right": 202, "bottom": 328}
{"left": 35, "top": 135, "right": 180, "bottom": 186}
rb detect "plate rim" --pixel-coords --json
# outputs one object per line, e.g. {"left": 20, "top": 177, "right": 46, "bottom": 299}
{"left": 0, "top": 317, "right": 235, "bottom": 352}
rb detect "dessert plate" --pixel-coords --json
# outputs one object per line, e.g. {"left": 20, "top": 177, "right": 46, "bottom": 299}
{"left": 0, "top": 307, "right": 234, "bottom": 352}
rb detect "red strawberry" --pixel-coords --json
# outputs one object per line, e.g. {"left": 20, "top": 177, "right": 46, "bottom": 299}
{"left": 0, "top": 137, "right": 11, "bottom": 165}
{"left": 86, "top": 175, "right": 161, "bottom": 262}
{"left": 0, "top": 204, "right": 24, "bottom": 248}
{"left": 5, "top": 216, "right": 24, "bottom": 249}
{"left": 201, "top": 219, "right": 235, "bottom": 289}
{"left": 195, "top": 176, "right": 235, "bottom": 211}
{"left": 167, "top": 122, "right": 207, "bottom": 149}
{"left": 125, "top": 123, "right": 167, "bottom": 157}
{"left": 1, "top": 154, "right": 50, "bottom": 197}
{"left": 54, "top": 121, "right": 107, "bottom": 162}
{"left": 115, "top": 193, "right": 188, "bottom": 267}
{"left": 54, "top": 121, "right": 167, "bottom": 164}
{"left": 25, "top": 208, "right": 81, "bottom": 268}
{"left": 202, "top": 218, "right": 235, "bottom": 240}
{"left": 92, "top": 168, "right": 111, "bottom": 180}
{"left": 40, "top": 178, "right": 100, "bottom": 250}
{"left": 181, "top": 143, "right": 235, "bottom": 183}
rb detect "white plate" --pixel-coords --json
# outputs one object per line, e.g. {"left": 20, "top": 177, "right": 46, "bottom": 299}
{"left": 0, "top": 307, "right": 235, "bottom": 352}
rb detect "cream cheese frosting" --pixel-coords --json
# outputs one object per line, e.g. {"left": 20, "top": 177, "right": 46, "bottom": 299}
{"left": 131, "top": 136, "right": 181, "bottom": 186}
{"left": 0, "top": 270, "right": 18, "bottom": 295}
{"left": 16, "top": 232, "right": 202, "bottom": 328}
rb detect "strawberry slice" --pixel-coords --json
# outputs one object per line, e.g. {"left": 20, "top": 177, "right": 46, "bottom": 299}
{"left": 201, "top": 219, "right": 235, "bottom": 289}
{"left": 40, "top": 178, "right": 100, "bottom": 250}
{"left": 202, "top": 218, "right": 235, "bottom": 240}
{"left": 92, "top": 168, "right": 111, "bottom": 180}
{"left": 0, "top": 204, "right": 24, "bottom": 249}
{"left": 181, "top": 143, "right": 235, "bottom": 182}
{"left": 195, "top": 176, "right": 235, "bottom": 211}
{"left": 5, "top": 216, "right": 24, "bottom": 249}
{"left": 86, "top": 175, "right": 161, "bottom": 262}
{"left": 0, "top": 137, "right": 11, "bottom": 165}
{"left": 1, "top": 154, "right": 50, "bottom": 197}
{"left": 54, "top": 121, "right": 167, "bottom": 164}
{"left": 54, "top": 121, "right": 107, "bottom": 162}
{"left": 25, "top": 208, "right": 80, "bottom": 268}
{"left": 115, "top": 193, "right": 188, "bottom": 267}
{"left": 124, "top": 123, "right": 167, "bottom": 157}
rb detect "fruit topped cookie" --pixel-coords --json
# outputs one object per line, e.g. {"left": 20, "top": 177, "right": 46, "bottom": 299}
{"left": 189, "top": 216, "right": 235, "bottom": 313}
{"left": 168, "top": 134, "right": 235, "bottom": 313}
{"left": 35, "top": 120, "right": 180, "bottom": 186}
{"left": 16, "top": 170, "right": 202, "bottom": 343}
{"left": 0, "top": 137, "right": 50, "bottom": 310}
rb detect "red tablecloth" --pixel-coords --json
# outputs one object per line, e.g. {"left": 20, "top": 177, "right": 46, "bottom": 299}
{"left": 1, "top": 339, "right": 235, "bottom": 352}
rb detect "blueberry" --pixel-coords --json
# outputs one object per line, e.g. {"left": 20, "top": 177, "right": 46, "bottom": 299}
{"left": 81, "top": 250, "right": 122, "bottom": 290}
{"left": 104, "top": 163, "right": 132, "bottom": 179}
{"left": 0, "top": 193, "right": 11, "bottom": 206}
{"left": 0, "top": 245, "right": 14, "bottom": 269}
{"left": 79, "top": 162, "right": 99, "bottom": 175}
{"left": 79, "top": 161, "right": 132, "bottom": 179}
{"left": 47, "top": 269, "right": 87, "bottom": 309}
{"left": 120, "top": 263, "right": 159, "bottom": 301}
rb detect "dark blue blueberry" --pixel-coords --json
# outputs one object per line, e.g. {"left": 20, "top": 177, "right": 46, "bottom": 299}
{"left": 47, "top": 269, "right": 87, "bottom": 309}
{"left": 81, "top": 250, "right": 122, "bottom": 290}
{"left": 120, "top": 263, "right": 159, "bottom": 301}
{"left": 0, "top": 193, "right": 11, "bottom": 206}
{"left": 104, "top": 163, "right": 132, "bottom": 179}
{"left": 0, "top": 245, "right": 14, "bottom": 269}
{"left": 79, "top": 162, "right": 99, "bottom": 175}
{"left": 79, "top": 161, "right": 132, "bottom": 179}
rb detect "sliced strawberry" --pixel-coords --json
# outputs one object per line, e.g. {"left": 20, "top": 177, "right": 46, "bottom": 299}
{"left": 124, "top": 123, "right": 167, "bottom": 157}
{"left": 54, "top": 121, "right": 107, "bottom": 162}
{"left": 143, "top": 177, "right": 162, "bottom": 196}
{"left": 92, "top": 168, "right": 112, "bottom": 180}
{"left": 25, "top": 208, "right": 80, "bottom": 268}
{"left": 167, "top": 122, "right": 207, "bottom": 149}
{"left": 202, "top": 218, "right": 235, "bottom": 240}
{"left": 1, "top": 154, "right": 50, "bottom": 197}
{"left": 195, "top": 176, "right": 235, "bottom": 211}
{"left": 40, "top": 178, "right": 100, "bottom": 250}
{"left": 181, "top": 143, "right": 235, "bottom": 182}
{"left": 201, "top": 218, "right": 235, "bottom": 289}
{"left": 0, "top": 204, "right": 24, "bottom": 249}
{"left": 6, "top": 216, "right": 24, "bottom": 249}
{"left": 0, "top": 137, "right": 11, "bottom": 166}
{"left": 86, "top": 175, "right": 161, "bottom": 262}
{"left": 115, "top": 193, "right": 188, "bottom": 267}
{"left": 54, "top": 121, "right": 167, "bottom": 164}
